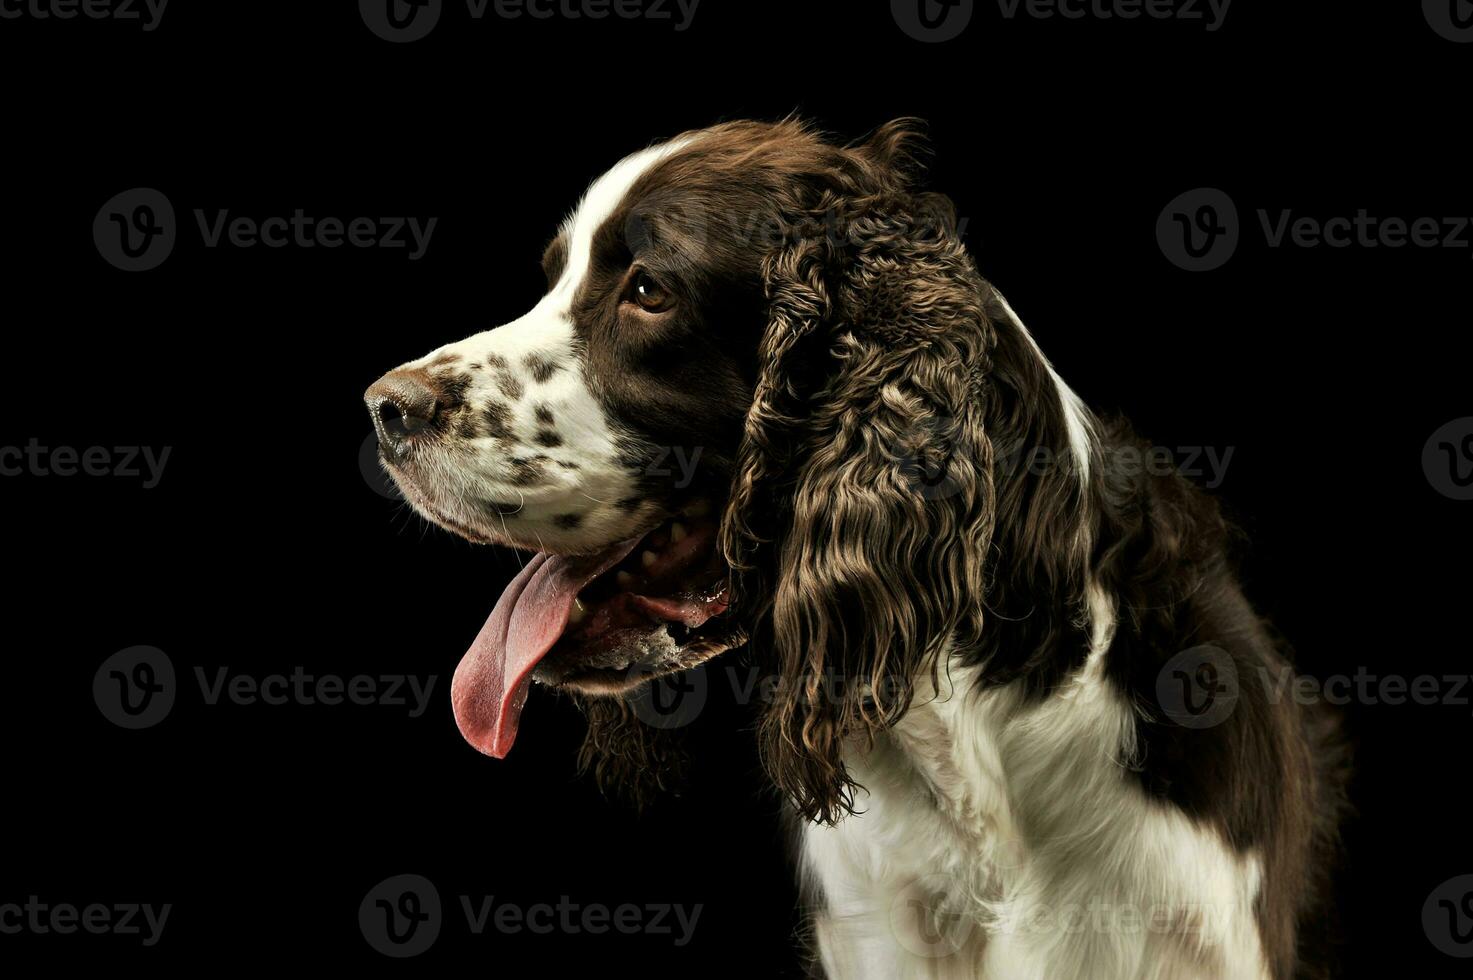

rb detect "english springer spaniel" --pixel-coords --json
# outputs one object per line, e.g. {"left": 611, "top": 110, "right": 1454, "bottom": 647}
{"left": 364, "top": 119, "right": 1349, "bottom": 979}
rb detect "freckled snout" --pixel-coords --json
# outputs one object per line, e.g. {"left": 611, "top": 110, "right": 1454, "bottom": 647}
{"left": 365, "top": 368, "right": 442, "bottom": 462}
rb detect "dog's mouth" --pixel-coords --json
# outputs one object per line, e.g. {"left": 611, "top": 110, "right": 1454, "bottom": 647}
{"left": 450, "top": 501, "right": 741, "bottom": 758}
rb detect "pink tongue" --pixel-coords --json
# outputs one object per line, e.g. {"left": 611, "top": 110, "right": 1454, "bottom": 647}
{"left": 451, "top": 539, "right": 639, "bottom": 758}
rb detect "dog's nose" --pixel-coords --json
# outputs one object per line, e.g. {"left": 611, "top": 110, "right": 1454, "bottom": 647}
{"left": 365, "top": 369, "right": 440, "bottom": 461}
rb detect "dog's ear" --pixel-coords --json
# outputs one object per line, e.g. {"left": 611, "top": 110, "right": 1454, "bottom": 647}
{"left": 721, "top": 131, "right": 997, "bottom": 825}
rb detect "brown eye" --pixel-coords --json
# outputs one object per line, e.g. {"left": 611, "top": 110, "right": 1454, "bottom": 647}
{"left": 632, "top": 271, "right": 672, "bottom": 312}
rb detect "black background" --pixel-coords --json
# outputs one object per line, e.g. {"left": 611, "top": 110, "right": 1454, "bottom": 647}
{"left": 2, "top": 0, "right": 1470, "bottom": 973}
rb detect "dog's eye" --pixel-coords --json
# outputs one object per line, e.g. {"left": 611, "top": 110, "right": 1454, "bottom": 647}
{"left": 632, "top": 271, "right": 673, "bottom": 313}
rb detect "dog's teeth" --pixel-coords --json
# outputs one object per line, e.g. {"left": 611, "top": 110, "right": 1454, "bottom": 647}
{"left": 642, "top": 550, "right": 658, "bottom": 568}
{"left": 671, "top": 522, "right": 688, "bottom": 543}
{"left": 568, "top": 598, "right": 587, "bottom": 625}
{"left": 682, "top": 500, "right": 711, "bottom": 518}
{"left": 616, "top": 570, "right": 634, "bottom": 587}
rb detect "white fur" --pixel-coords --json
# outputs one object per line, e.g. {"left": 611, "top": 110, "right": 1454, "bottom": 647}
{"left": 800, "top": 584, "right": 1269, "bottom": 979}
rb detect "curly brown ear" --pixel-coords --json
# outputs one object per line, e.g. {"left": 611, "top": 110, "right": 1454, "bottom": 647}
{"left": 722, "top": 172, "right": 997, "bottom": 825}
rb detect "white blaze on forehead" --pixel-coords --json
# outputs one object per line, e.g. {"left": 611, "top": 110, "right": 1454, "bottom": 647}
{"left": 408, "top": 137, "right": 692, "bottom": 369}
{"left": 550, "top": 138, "right": 694, "bottom": 304}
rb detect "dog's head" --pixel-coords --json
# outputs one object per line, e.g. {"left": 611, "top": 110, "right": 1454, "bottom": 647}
{"left": 366, "top": 119, "right": 1080, "bottom": 823}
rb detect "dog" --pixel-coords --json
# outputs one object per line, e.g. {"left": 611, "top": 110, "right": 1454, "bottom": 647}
{"left": 364, "top": 119, "right": 1348, "bottom": 979}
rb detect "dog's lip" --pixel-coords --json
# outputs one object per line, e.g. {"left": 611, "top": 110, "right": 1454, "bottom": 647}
{"left": 452, "top": 539, "right": 643, "bottom": 758}
{"left": 448, "top": 499, "right": 733, "bottom": 757}
{"left": 379, "top": 453, "right": 557, "bottom": 550}
{"left": 528, "top": 501, "right": 734, "bottom": 686}
{"left": 389, "top": 475, "right": 499, "bottom": 545}
{"left": 544, "top": 621, "right": 748, "bottom": 695}
{"left": 537, "top": 510, "right": 730, "bottom": 670}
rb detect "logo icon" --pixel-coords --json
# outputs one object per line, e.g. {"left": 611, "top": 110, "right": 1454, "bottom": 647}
{"left": 892, "top": 0, "right": 974, "bottom": 42}
{"left": 887, "top": 414, "right": 972, "bottom": 502}
{"left": 360, "top": 432, "right": 404, "bottom": 501}
{"left": 360, "top": 0, "right": 442, "bottom": 43}
{"left": 94, "top": 188, "right": 176, "bottom": 272}
{"left": 1423, "top": 418, "right": 1473, "bottom": 501}
{"left": 360, "top": 874, "right": 442, "bottom": 957}
{"left": 623, "top": 195, "right": 714, "bottom": 263}
{"left": 93, "top": 646, "right": 176, "bottom": 729}
{"left": 889, "top": 873, "right": 973, "bottom": 957}
{"left": 1424, "top": 875, "right": 1473, "bottom": 957}
{"left": 628, "top": 666, "right": 708, "bottom": 730}
{"left": 1156, "top": 645, "right": 1238, "bottom": 729}
{"left": 1424, "top": 0, "right": 1473, "bottom": 42}
{"left": 1156, "top": 188, "right": 1239, "bottom": 272}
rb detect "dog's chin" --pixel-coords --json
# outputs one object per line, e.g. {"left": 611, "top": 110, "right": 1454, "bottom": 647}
{"left": 533, "top": 620, "right": 748, "bottom": 696}
{"left": 380, "top": 460, "right": 506, "bottom": 545}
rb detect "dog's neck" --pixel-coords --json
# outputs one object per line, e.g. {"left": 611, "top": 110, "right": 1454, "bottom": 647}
{"left": 800, "top": 587, "right": 1271, "bottom": 979}
{"left": 886, "top": 583, "right": 1120, "bottom": 827}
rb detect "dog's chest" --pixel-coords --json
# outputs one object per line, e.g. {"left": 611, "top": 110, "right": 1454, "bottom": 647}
{"left": 796, "top": 670, "right": 1272, "bottom": 979}
{"left": 797, "top": 689, "right": 1028, "bottom": 978}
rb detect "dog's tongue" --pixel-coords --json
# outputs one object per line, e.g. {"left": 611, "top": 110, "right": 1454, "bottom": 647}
{"left": 451, "top": 539, "right": 639, "bottom": 757}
